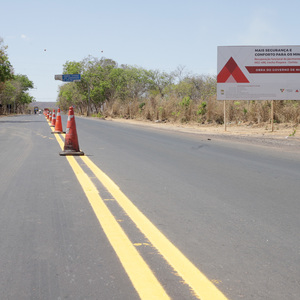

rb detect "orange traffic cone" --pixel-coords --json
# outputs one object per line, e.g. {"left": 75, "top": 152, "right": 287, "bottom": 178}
{"left": 51, "top": 108, "right": 65, "bottom": 134}
{"left": 59, "top": 106, "right": 84, "bottom": 156}
{"left": 47, "top": 110, "right": 50, "bottom": 120}
{"left": 50, "top": 110, "right": 56, "bottom": 127}
{"left": 49, "top": 112, "right": 52, "bottom": 123}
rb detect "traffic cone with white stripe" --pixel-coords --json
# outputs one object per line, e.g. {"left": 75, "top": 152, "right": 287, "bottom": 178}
{"left": 59, "top": 106, "right": 84, "bottom": 156}
{"left": 51, "top": 108, "right": 65, "bottom": 134}
{"left": 50, "top": 110, "right": 56, "bottom": 127}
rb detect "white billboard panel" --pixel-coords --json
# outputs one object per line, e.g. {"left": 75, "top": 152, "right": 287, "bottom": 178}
{"left": 217, "top": 46, "right": 300, "bottom": 100}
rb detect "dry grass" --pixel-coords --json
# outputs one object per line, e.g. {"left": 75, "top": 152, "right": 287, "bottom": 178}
{"left": 103, "top": 97, "right": 300, "bottom": 128}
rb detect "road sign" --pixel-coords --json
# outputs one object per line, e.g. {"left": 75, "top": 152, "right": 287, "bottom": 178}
{"left": 217, "top": 45, "right": 300, "bottom": 100}
{"left": 62, "top": 74, "right": 81, "bottom": 82}
{"left": 54, "top": 74, "right": 81, "bottom": 82}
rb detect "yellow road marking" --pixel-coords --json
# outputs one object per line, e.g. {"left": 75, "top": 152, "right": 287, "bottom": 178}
{"left": 52, "top": 132, "right": 170, "bottom": 300}
{"left": 51, "top": 123, "right": 228, "bottom": 299}
{"left": 134, "top": 243, "right": 151, "bottom": 247}
{"left": 81, "top": 155, "right": 229, "bottom": 300}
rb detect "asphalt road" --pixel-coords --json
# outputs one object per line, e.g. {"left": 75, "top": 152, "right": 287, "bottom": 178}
{"left": 0, "top": 113, "right": 299, "bottom": 300}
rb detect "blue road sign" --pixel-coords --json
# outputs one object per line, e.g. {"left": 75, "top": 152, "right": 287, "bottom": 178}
{"left": 62, "top": 74, "right": 81, "bottom": 82}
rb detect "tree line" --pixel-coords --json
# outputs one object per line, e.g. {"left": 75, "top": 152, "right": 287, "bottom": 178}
{"left": 0, "top": 38, "right": 34, "bottom": 114}
{"left": 58, "top": 56, "right": 217, "bottom": 120}
{"left": 58, "top": 56, "right": 300, "bottom": 125}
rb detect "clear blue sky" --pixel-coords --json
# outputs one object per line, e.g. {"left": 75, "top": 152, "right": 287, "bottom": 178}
{"left": 1, "top": 0, "right": 299, "bottom": 102}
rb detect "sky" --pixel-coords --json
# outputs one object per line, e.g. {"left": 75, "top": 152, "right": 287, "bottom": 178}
{"left": 1, "top": 0, "right": 300, "bottom": 102}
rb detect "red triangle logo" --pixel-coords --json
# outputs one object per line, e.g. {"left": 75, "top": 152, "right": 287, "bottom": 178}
{"left": 218, "top": 57, "right": 249, "bottom": 83}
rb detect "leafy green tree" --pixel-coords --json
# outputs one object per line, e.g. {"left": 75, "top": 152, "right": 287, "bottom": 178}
{"left": 0, "top": 38, "right": 13, "bottom": 83}
{"left": 122, "top": 67, "right": 153, "bottom": 101}
{"left": 59, "top": 57, "right": 120, "bottom": 114}
{"left": 147, "top": 69, "right": 174, "bottom": 97}
{"left": 0, "top": 81, "right": 15, "bottom": 112}
{"left": 10, "top": 75, "right": 34, "bottom": 113}
{"left": 58, "top": 82, "right": 85, "bottom": 114}
{"left": 172, "top": 80, "right": 194, "bottom": 98}
{"left": 63, "top": 60, "right": 83, "bottom": 74}
{"left": 0, "top": 39, "right": 35, "bottom": 114}
{"left": 14, "top": 74, "right": 34, "bottom": 90}
{"left": 0, "top": 74, "right": 34, "bottom": 113}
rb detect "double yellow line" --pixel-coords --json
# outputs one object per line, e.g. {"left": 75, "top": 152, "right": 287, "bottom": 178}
{"left": 50, "top": 122, "right": 229, "bottom": 300}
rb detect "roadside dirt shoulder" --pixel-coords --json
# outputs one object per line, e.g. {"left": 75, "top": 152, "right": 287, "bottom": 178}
{"left": 107, "top": 118, "right": 300, "bottom": 153}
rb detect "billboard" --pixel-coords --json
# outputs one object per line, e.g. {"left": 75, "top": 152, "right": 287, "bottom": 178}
{"left": 217, "top": 46, "right": 300, "bottom": 100}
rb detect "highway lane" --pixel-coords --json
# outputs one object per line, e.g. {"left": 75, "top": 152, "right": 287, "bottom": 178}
{"left": 0, "top": 113, "right": 300, "bottom": 299}
{"left": 0, "top": 115, "right": 139, "bottom": 300}
{"left": 75, "top": 116, "right": 300, "bottom": 300}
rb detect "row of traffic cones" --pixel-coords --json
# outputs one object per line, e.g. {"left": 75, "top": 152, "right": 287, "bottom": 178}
{"left": 45, "top": 108, "right": 65, "bottom": 134}
{"left": 45, "top": 107, "right": 84, "bottom": 156}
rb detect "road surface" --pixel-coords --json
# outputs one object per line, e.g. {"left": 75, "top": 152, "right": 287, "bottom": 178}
{"left": 0, "top": 114, "right": 299, "bottom": 300}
